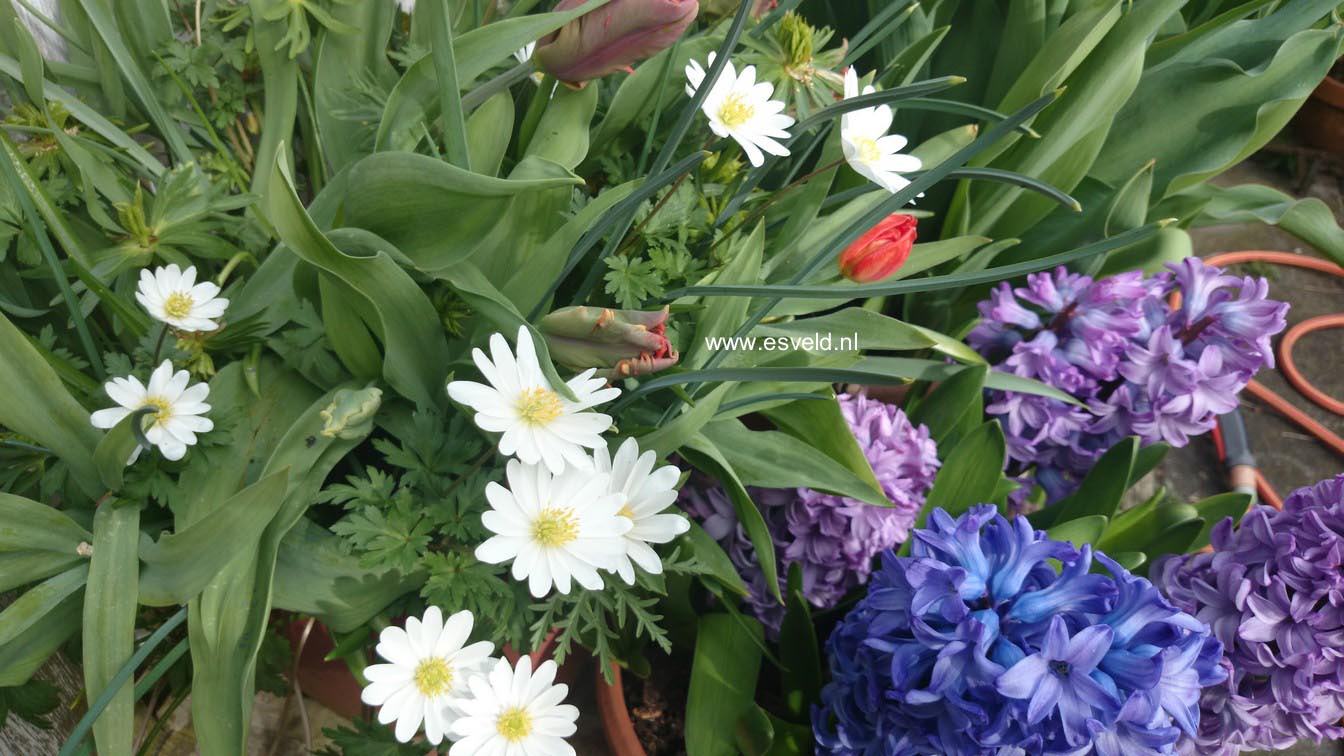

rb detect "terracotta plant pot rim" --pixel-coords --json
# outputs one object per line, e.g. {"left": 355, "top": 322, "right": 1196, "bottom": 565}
{"left": 594, "top": 660, "right": 647, "bottom": 756}
{"left": 1314, "top": 71, "right": 1344, "bottom": 110}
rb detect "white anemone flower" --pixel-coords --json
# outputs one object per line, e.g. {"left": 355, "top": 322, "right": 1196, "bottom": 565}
{"left": 396, "top": 0, "right": 415, "bottom": 13}
{"left": 475, "top": 459, "right": 632, "bottom": 598}
{"left": 593, "top": 438, "right": 689, "bottom": 584}
{"left": 89, "top": 360, "right": 212, "bottom": 463}
{"left": 135, "top": 264, "right": 228, "bottom": 332}
{"left": 840, "top": 67, "right": 922, "bottom": 194}
{"left": 514, "top": 42, "right": 535, "bottom": 65}
{"left": 449, "top": 656, "right": 579, "bottom": 756}
{"left": 447, "top": 327, "right": 620, "bottom": 474}
{"left": 685, "top": 53, "right": 795, "bottom": 167}
{"left": 360, "top": 606, "right": 495, "bottom": 744}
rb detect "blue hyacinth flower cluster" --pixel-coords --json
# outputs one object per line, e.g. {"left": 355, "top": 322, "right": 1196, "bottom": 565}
{"left": 813, "top": 505, "right": 1225, "bottom": 755}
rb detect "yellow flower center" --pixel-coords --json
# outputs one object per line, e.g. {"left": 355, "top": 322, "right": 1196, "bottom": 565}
{"left": 855, "top": 137, "right": 882, "bottom": 164}
{"left": 162, "top": 292, "right": 195, "bottom": 320}
{"left": 517, "top": 387, "right": 563, "bottom": 426}
{"left": 532, "top": 507, "right": 579, "bottom": 547}
{"left": 413, "top": 657, "right": 454, "bottom": 697}
{"left": 618, "top": 503, "right": 636, "bottom": 520}
{"left": 717, "top": 93, "right": 756, "bottom": 128}
{"left": 142, "top": 397, "right": 172, "bottom": 424}
{"left": 496, "top": 706, "right": 533, "bottom": 742}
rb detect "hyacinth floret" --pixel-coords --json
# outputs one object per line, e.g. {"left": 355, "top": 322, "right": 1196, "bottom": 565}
{"left": 679, "top": 394, "right": 938, "bottom": 631}
{"left": 968, "top": 259, "right": 1286, "bottom": 502}
{"left": 814, "top": 505, "right": 1223, "bottom": 755}
{"left": 1156, "top": 473, "right": 1344, "bottom": 755}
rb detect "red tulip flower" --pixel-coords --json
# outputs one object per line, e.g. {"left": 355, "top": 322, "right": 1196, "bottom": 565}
{"left": 838, "top": 214, "right": 917, "bottom": 283}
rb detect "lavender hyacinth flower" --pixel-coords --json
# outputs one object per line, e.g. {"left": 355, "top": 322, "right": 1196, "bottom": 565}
{"left": 968, "top": 258, "right": 1287, "bottom": 503}
{"left": 680, "top": 393, "right": 939, "bottom": 631}
{"left": 1156, "top": 474, "right": 1344, "bottom": 755}
{"left": 814, "top": 506, "right": 1224, "bottom": 755}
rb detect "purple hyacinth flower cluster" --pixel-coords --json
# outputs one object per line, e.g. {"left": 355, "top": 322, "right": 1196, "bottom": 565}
{"left": 679, "top": 393, "right": 939, "bottom": 631}
{"left": 814, "top": 505, "right": 1225, "bottom": 755}
{"left": 967, "top": 259, "right": 1287, "bottom": 502}
{"left": 1155, "top": 474, "right": 1344, "bottom": 754}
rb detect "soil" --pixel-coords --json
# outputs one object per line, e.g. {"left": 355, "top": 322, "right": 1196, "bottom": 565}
{"left": 621, "top": 651, "right": 691, "bottom": 756}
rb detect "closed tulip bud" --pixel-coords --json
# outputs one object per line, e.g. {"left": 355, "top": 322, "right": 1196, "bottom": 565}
{"left": 539, "top": 306, "right": 680, "bottom": 378}
{"left": 838, "top": 214, "right": 917, "bottom": 283}
{"left": 535, "top": 0, "right": 699, "bottom": 87}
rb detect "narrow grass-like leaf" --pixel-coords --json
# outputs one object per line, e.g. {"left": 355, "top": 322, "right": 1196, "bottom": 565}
{"left": 668, "top": 221, "right": 1163, "bottom": 299}
{"left": 424, "top": 0, "right": 471, "bottom": 170}
{"left": 74, "top": 0, "right": 192, "bottom": 164}
{"left": 0, "top": 132, "right": 103, "bottom": 378}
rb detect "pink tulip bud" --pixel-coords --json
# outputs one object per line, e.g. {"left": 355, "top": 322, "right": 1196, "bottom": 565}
{"left": 535, "top": 0, "right": 699, "bottom": 87}
{"left": 538, "top": 306, "right": 679, "bottom": 378}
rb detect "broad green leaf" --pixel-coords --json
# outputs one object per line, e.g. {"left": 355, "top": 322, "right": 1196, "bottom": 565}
{"left": 778, "top": 565, "right": 822, "bottom": 720}
{"left": 703, "top": 419, "right": 889, "bottom": 507}
{"left": 313, "top": 1, "right": 397, "bottom": 172}
{"left": 678, "top": 519, "right": 749, "bottom": 598}
{"left": 1039, "top": 437, "right": 1140, "bottom": 528}
{"left": 736, "top": 705, "right": 775, "bottom": 756}
{"left": 0, "top": 311, "right": 103, "bottom": 499}
{"left": 524, "top": 83, "right": 598, "bottom": 170}
{"left": 908, "top": 364, "right": 987, "bottom": 448}
{"left": 248, "top": 0, "right": 299, "bottom": 211}
{"left": 138, "top": 470, "right": 290, "bottom": 606}
{"left": 1175, "top": 182, "right": 1344, "bottom": 267}
{"left": 1097, "top": 4, "right": 1344, "bottom": 200}
{"left": 0, "top": 589, "right": 81, "bottom": 686}
{"left": 1047, "top": 515, "right": 1108, "bottom": 549}
{"left": 683, "top": 435, "right": 782, "bottom": 604}
{"left": 0, "top": 552, "right": 85, "bottom": 594}
{"left": 0, "top": 565, "right": 88, "bottom": 648}
{"left": 686, "top": 613, "right": 764, "bottom": 756}
{"left": 639, "top": 383, "right": 734, "bottom": 459}
{"left": 93, "top": 408, "right": 154, "bottom": 492}
{"left": 83, "top": 502, "right": 139, "bottom": 756}
{"left": 339, "top": 151, "right": 580, "bottom": 273}
{"left": 189, "top": 386, "right": 372, "bottom": 756}
{"left": 272, "top": 519, "right": 424, "bottom": 632}
{"left": 1128, "top": 443, "right": 1170, "bottom": 487}
{"left": 466, "top": 91, "right": 516, "bottom": 177}
{"left": 762, "top": 391, "right": 882, "bottom": 496}
{"left": 906, "top": 421, "right": 1006, "bottom": 547}
{"left": 435, "top": 262, "right": 578, "bottom": 402}
{"left": 0, "top": 493, "right": 92, "bottom": 554}
{"left": 1139, "top": 519, "right": 1204, "bottom": 576}
{"left": 1190, "top": 492, "right": 1253, "bottom": 552}
{"left": 266, "top": 152, "right": 451, "bottom": 407}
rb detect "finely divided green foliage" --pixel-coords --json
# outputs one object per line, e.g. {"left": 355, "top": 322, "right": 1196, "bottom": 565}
{"left": 0, "top": 0, "right": 1336, "bottom": 752}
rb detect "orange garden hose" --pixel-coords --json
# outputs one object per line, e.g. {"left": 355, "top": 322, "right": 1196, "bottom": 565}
{"left": 1201, "top": 251, "right": 1344, "bottom": 508}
